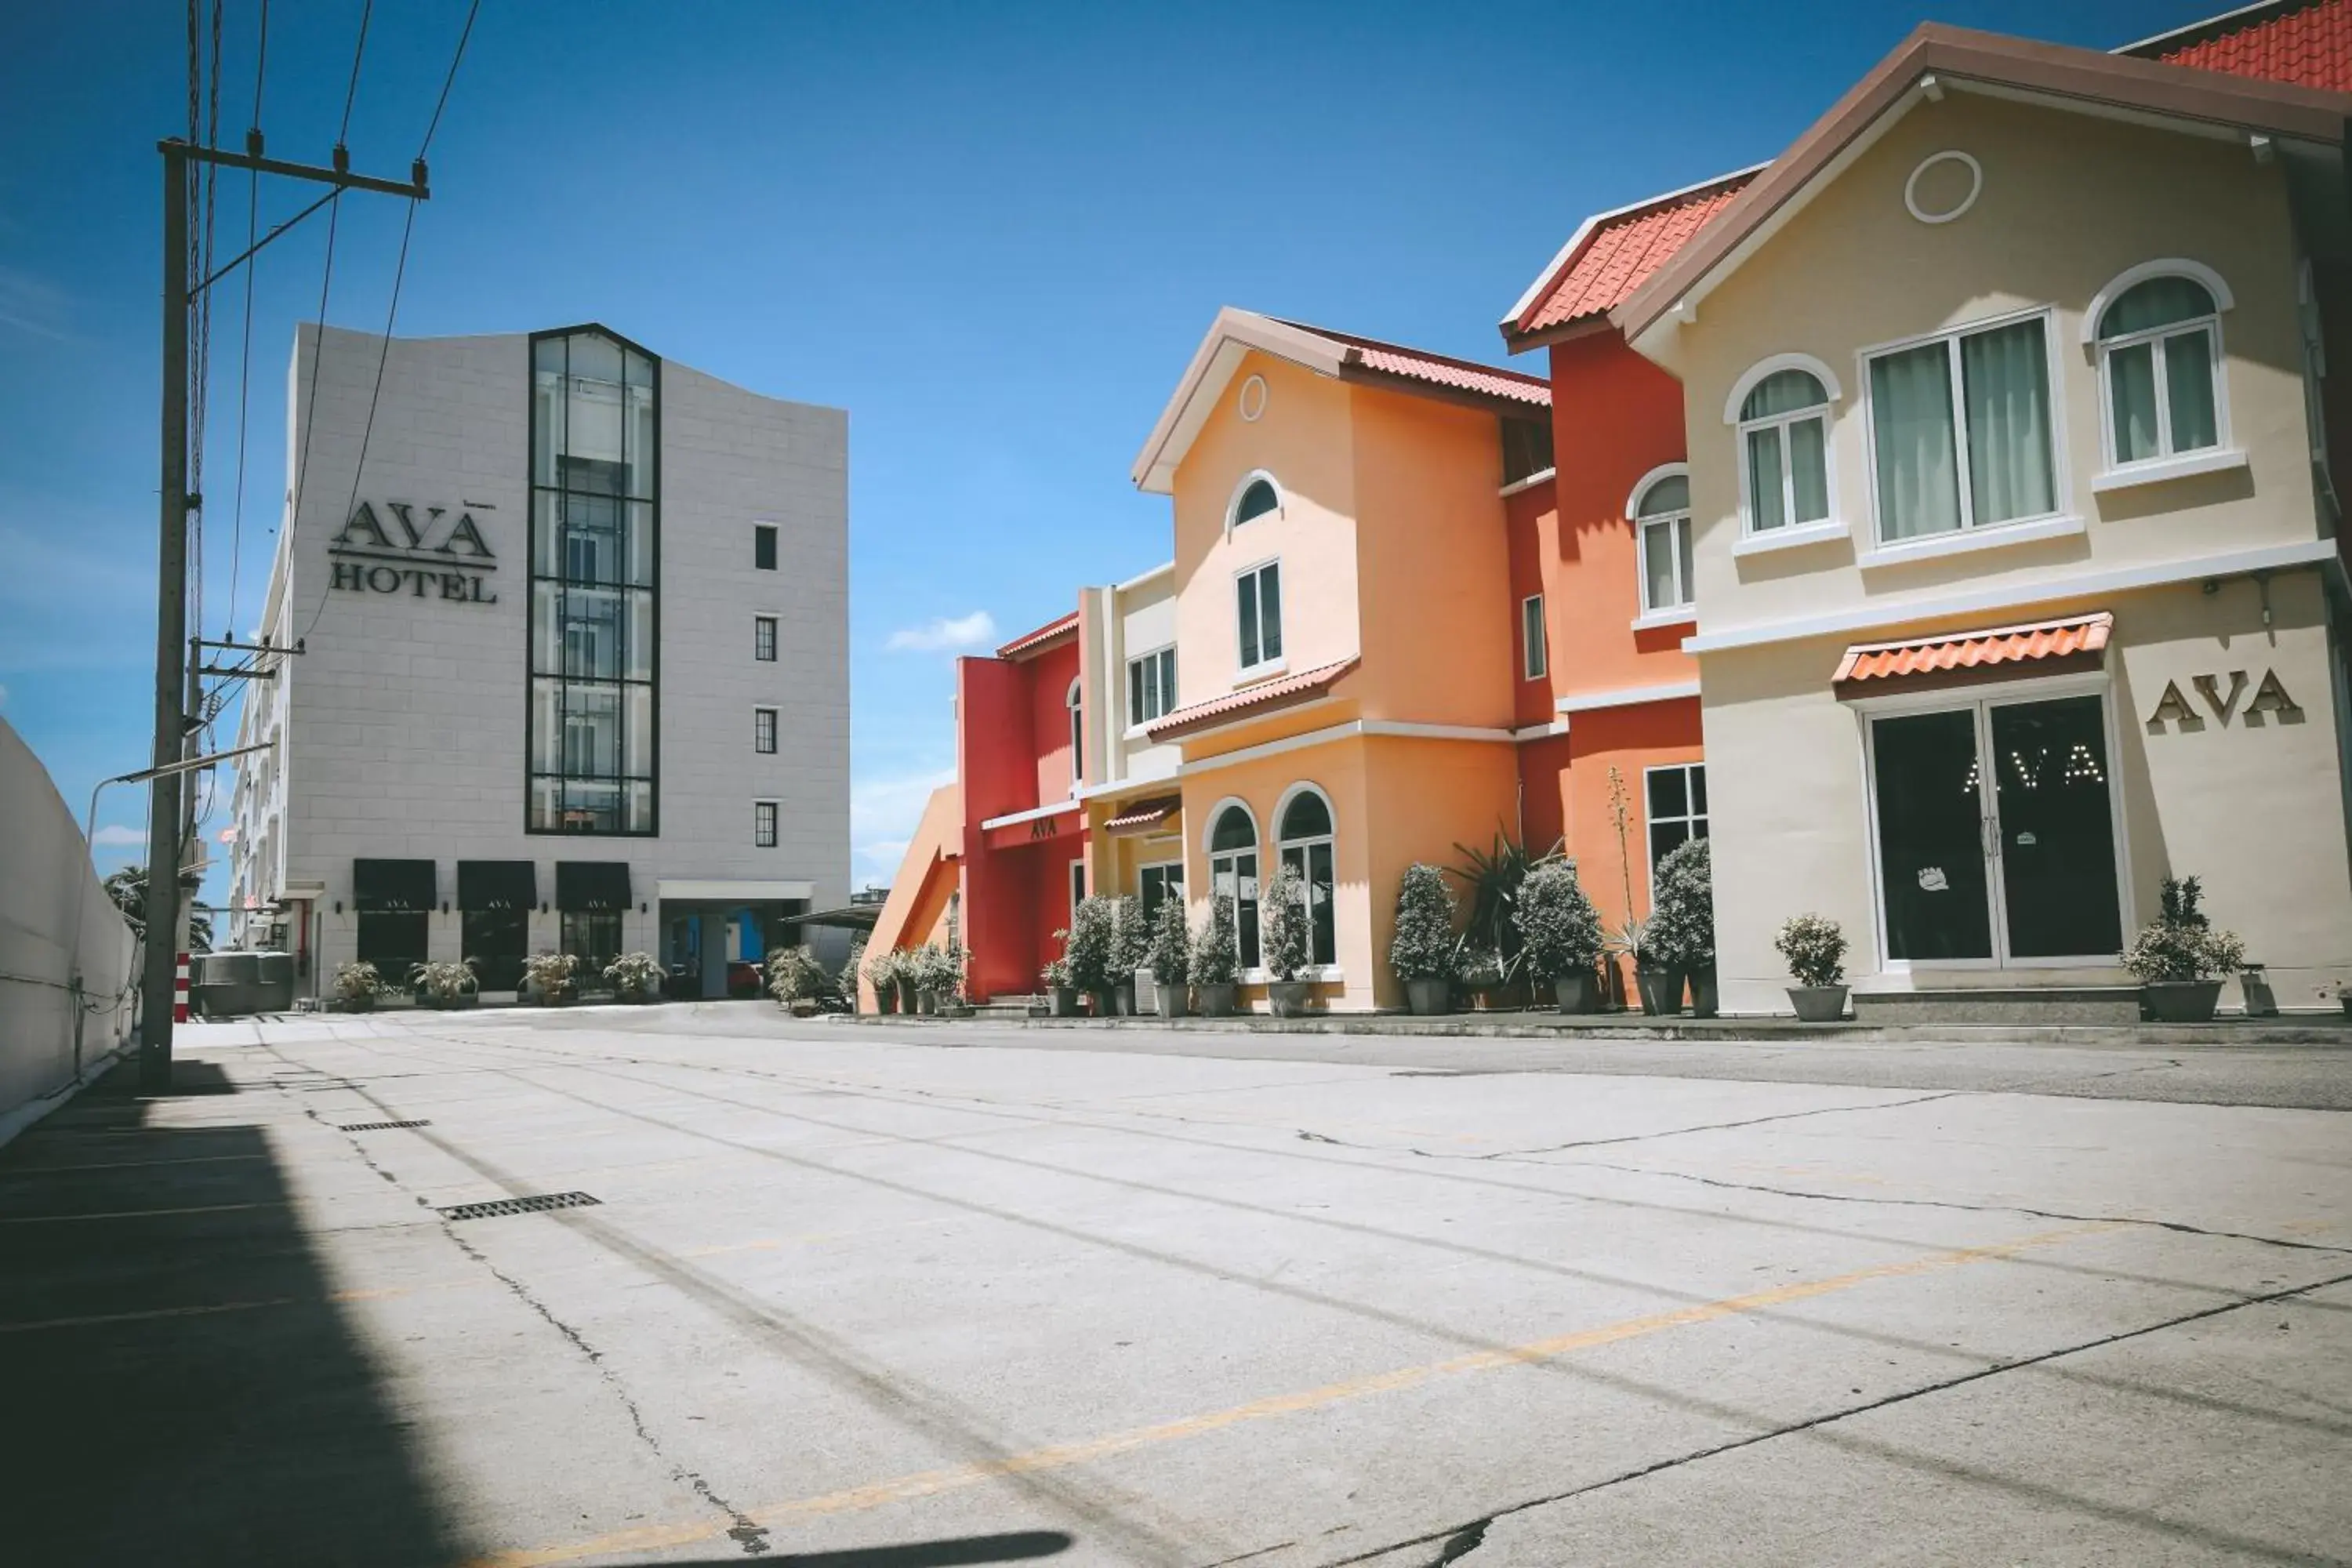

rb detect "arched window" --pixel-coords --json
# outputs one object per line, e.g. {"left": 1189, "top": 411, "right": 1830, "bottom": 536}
{"left": 1736, "top": 368, "right": 1832, "bottom": 534}
{"left": 1229, "top": 473, "right": 1280, "bottom": 532}
{"left": 1276, "top": 786, "right": 1337, "bottom": 967}
{"left": 1207, "top": 803, "right": 1261, "bottom": 970}
{"left": 2096, "top": 270, "right": 2227, "bottom": 468}
{"left": 1066, "top": 678, "right": 1083, "bottom": 786}
{"left": 1629, "top": 467, "right": 1693, "bottom": 616}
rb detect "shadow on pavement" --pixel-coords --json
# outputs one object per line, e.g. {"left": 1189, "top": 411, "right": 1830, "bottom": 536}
{"left": 0, "top": 1058, "right": 463, "bottom": 1565}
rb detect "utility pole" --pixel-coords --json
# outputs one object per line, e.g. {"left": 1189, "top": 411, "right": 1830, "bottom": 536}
{"left": 139, "top": 132, "right": 425, "bottom": 1094}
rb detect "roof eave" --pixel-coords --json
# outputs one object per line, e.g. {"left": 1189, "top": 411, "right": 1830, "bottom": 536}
{"left": 1130, "top": 309, "right": 1350, "bottom": 494}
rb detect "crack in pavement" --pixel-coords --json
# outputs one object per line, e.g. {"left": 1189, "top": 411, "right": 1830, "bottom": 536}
{"left": 1465, "top": 1091, "right": 1965, "bottom": 1160}
{"left": 1309, "top": 1267, "right": 2352, "bottom": 1568}
{"left": 1535, "top": 1155, "right": 2352, "bottom": 1259}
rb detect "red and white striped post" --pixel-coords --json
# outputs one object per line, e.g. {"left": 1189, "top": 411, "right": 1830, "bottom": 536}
{"left": 173, "top": 953, "right": 191, "bottom": 1024}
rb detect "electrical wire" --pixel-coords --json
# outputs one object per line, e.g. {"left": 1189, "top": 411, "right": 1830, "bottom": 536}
{"left": 222, "top": 0, "right": 267, "bottom": 643}
{"left": 419, "top": 0, "right": 481, "bottom": 159}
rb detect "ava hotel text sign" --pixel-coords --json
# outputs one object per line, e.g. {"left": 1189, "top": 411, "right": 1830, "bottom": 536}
{"left": 328, "top": 501, "right": 498, "bottom": 603}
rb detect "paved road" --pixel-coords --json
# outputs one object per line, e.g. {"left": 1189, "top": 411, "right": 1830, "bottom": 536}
{"left": 5, "top": 1007, "right": 2349, "bottom": 1566}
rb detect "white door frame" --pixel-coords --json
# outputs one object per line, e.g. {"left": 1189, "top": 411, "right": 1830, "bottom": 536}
{"left": 1853, "top": 669, "right": 2132, "bottom": 972}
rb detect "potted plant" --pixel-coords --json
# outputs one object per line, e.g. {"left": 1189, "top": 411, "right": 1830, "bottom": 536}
{"left": 765, "top": 945, "right": 829, "bottom": 1015}
{"left": 1648, "top": 838, "right": 1716, "bottom": 1017}
{"left": 604, "top": 951, "right": 664, "bottom": 1004}
{"left": 1516, "top": 861, "right": 1605, "bottom": 1014}
{"left": 1148, "top": 895, "right": 1190, "bottom": 1018}
{"left": 1041, "top": 950, "right": 1080, "bottom": 1016}
{"left": 1774, "top": 914, "right": 1849, "bottom": 1022}
{"left": 2124, "top": 876, "right": 2246, "bottom": 1023}
{"left": 332, "top": 960, "right": 385, "bottom": 1013}
{"left": 1190, "top": 895, "right": 1240, "bottom": 1016}
{"left": 1261, "top": 862, "right": 1315, "bottom": 1018}
{"left": 1389, "top": 863, "right": 1458, "bottom": 1017}
{"left": 933, "top": 942, "right": 972, "bottom": 1017}
{"left": 840, "top": 937, "right": 867, "bottom": 1013}
{"left": 1610, "top": 919, "right": 1677, "bottom": 1017}
{"left": 861, "top": 946, "right": 900, "bottom": 1014}
{"left": 523, "top": 950, "right": 577, "bottom": 1007}
{"left": 1457, "top": 946, "right": 1508, "bottom": 1011}
{"left": 908, "top": 942, "right": 945, "bottom": 1014}
{"left": 410, "top": 959, "right": 478, "bottom": 1010}
{"left": 892, "top": 949, "right": 920, "bottom": 1015}
{"left": 1065, "top": 896, "right": 1119, "bottom": 1016}
{"left": 1111, "top": 896, "right": 1152, "bottom": 1017}
{"left": 1449, "top": 829, "right": 1557, "bottom": 1008}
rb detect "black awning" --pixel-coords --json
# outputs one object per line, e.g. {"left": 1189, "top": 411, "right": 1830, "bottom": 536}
{"left": 353, "top": 858, "right": 436, "bottom": 913}
{"left": 555, "top": 860, "right": 633, "bottom": 913}
{"left": 458, "top": 860, "right": 539, "bottom": 912}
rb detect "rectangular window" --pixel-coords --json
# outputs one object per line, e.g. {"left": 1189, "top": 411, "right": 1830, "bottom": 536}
{"left": 1236, "top": 561, "right": 1283, "bottom": 672}
{"left": 1138, "top": 862, "right": 1183, "bottom": 918}
{"left": 1501, "top": 418, "right": 1554, "bottom": 486}
{"left": 753, "top": 523, "right": 778, "bottom": 571}
{"left": 1069, "top": 858, "right": 1086, "bottom": 915}
{"left": 754, "top": 800, "right": 778, "bottom": 848}
{"left": 1644, "top": 764, "right": 1709, "bottom": 892}
{"left": 1867, "top": 312, "right": 2057, "bottom": 543}
{"left": 754, "top": 615, "right": 777, "bottom": 662}
{"left": 754, "top": 707, "right": 777, "bottom": 753}
{"left": 528, "top": 329, "right": 658, "bottom": 836}
{"left": 560, "top": 911, "right": 622, "bottom": 977}
{"left": 1127, "top": 645, "right": 1177, "bottom": 725}
{"left": 1521, "top": 594, "right": 1547, "bottom": 681}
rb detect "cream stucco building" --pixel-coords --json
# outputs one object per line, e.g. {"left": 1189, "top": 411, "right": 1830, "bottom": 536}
{"left": 1618, "top": 27, "right": 2352, "bottom": 1016}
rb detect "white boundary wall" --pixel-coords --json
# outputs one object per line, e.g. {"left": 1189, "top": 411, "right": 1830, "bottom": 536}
{"left": 0, "top": 717, "right": 138, "bottom": 1145}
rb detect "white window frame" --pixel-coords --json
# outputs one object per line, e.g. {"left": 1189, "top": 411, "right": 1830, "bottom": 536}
{"left": 1234, "top": 557, "right": 1284, "bottom": 678}
{"left": 1138, "top": 859, "right": 1183, "bottom": 920}
{"left": 1640, "top": 763, "right": 1708, "bottom": 898}
{"left": 1627, "top": 464, "right": 1695, "bottom": 623}
{"left": 1857, "top": 303, "right": 2070, "bottom": 552}
{"left": 753, "top": 614, "right": 778, "bottom": 662}
{"left": 753, "top": 706, "right": 777, "bottom": 754}
{"left": 753, "top": 800, "right": 779, "bottom": 848}
{"left": 1520, "top": 593, "right": 1547, "bottom": 681}
{"left": 1127, "top": 644, "right": 1177, "bottom": 727}
{"left": 1272, "top": 781, "right": 1340, "bottom": 975}
{"left": 1225, "top": 469, "right": 1283, "bottom": 536}
{"left": 2088, "top": 263, "right": 2234, "bottom": 480}
{"left": 1726, "top": 354, "right": 1842, "bottom": 540}
{"left": 1203, "top": 797, "right": 1262, "bottom": 971}
{"left": 1069, "top": 856, "right": 1087, "bottom": 916}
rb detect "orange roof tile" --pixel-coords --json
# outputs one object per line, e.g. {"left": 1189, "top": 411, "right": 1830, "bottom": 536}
{"left": 1833, "top": 613, "right": 2113, "bottom": 687}
{"left": 1145, "top": 657, "right": 1359, "bottom": 742}
{"left": 995, "top": 611, "right": 1078, "bottom": 660}
{"left": 2126, "top": 0, "right": 2352, "bottom": 93}
{"left": 1504, "top": 171, "right": 1757, "bottom": 347}
{"left": 1270, "top": 321, "right": 1551, "bottom": 408}
{"left": 1103, "top": 796, "right": 1182, "bottom": 834}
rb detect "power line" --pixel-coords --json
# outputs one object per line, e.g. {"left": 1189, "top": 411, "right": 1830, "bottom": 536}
{"left": 339, "top": 0, "right": 374, "bottom": 140}
{"left": 419, "top": 0, "right": 481, "bottom": 158}
{"left": 222, "top": 0, "right": 268, "bottom": 642}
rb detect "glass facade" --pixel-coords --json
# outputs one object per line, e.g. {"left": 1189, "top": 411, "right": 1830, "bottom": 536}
{"left": 529, "top": 329, "right": 659, "bottom": 833}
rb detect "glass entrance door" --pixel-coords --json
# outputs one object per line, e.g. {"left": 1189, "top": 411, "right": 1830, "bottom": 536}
{"left": 1868, "top": 691, "right": 2122, "bottom": 965}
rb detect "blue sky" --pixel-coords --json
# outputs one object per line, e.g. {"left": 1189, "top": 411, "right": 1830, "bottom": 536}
{"left": 0, "top": 0, "right": 2219, "bottom": 899}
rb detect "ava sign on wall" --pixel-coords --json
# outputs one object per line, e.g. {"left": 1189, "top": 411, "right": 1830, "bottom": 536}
{"left": 328, "top": 501, "right": 499, "bottom": 604}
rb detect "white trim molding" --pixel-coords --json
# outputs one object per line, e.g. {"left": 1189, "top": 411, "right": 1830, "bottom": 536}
{"left": 1200, "top": 795, "right": 1260, "bottom": 854}
{"left": 1362, "top": 720, "right": 1515, "bottom": 743}
{"left": 1624, "top": 461, "right": 1690, "bottom": 522}
{"left": 1177, "top": 717, "right": 1517, "bottom": 782}
{"left": 1512, "top": 718, "right": 1572, "bottom": 742}
{"left": 1499, "top": 466, "right": 1556, "bottom": 498}
{"left": 2091, "top": 447, "right": 2249, "bottom": 493}
{"left": 1555, "top": 679, "right": 1703, "bottom": 714}
{"left": 1684, "top": 537, "right": 2342, "bottom": 654}
{"left": 657, "top": 879, "right": 816, "bottom": 902}
{"left": 978, "top": 799, "right": 1083, "bottom": 833}
{"left": 1632, "top": 606, "right": 1699, "bottom": 632}
{"left": 1722, "top": 352, "right": 1844, "bottom": 425}
{"left": 1903, "top": 149, "right": 1982, "bottom": 225}
{"left": 1860, "top": 513, "right": 2085, "bottom": 570}
{"left": 1733, "top": 518, "right": 1850, "bottom": 557}
{"left": 2081, "top": 257, "right": 2236, "bottom": 344}
{"left": 1226, "top": 470, "right": 1283, "bottom": 535}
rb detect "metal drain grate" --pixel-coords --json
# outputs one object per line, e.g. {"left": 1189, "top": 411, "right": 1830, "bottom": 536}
{"left": 338, "top": 1120, "right": 432, "bottom": 1132}
{"left": 437, "top": 1192, "right": 601, "bottom": 1222}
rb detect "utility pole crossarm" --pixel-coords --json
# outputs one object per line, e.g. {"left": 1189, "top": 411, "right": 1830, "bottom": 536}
{"left": 163, "top": 137, "right": 431, "bottom": 201}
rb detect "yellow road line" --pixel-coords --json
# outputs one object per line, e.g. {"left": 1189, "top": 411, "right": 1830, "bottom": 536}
{"left": 470, "top": 1221, "right": 2116, "bottom": 1568}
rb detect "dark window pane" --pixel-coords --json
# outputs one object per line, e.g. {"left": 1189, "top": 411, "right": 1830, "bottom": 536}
{"left": 1648, "top": 767, "right": 1688, "bottom": 819}
{"left": 1235, "top": 479, "right": 1278, "bottom": 525}
{"left": 1280, "top": 790, "right": 1331, "bottom": 840}
{"left": 1871, "top": 709, "right": 1994, "bottom": 961}
{"left": 1690, "top": 766, "right": 1708, "bottom": 816}
{"left": 1990, "top": 696, "right": 2122, "bottom": 958}
{"left": 754, "top": 524, "right": 778, "bottom": 571}
{"left": 1210, "top": 806, "right": 1254, "bottom": 852}
{"left": 1258, "top": 565, "right": 1282, "bottom": 661}
{"left": 1238, "top": 574, "right": 1260, "bottom": 668}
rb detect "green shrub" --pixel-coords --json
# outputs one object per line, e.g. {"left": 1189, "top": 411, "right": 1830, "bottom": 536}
{"left": 1646, "top": 837, "right": 1715, "bottom": 971}
{"left": 765, "top": 946, "right": 832, "bottom": 1004}
{"left": 1063, "top": 897, "right": 1119, "bottom": 993}
{"left": 1388, "top": 863, "right": 1457, "bottom": 982}
{"left": 1111, "top": 896, "right": 1152, "bottom": 979}
{"left": 2122, "top": 876, "right": 2245, "bottom": 982}
{"left": 1773, "top": 915, "right": 1847, "bottom": 988}
{"left": 1190, "top": 895, "right": 1240, "bottom": 987}
{"left": 1261, "top": 862, "right": 1309, "bottom": 982}
{"left": 1147, "top": 896, "right": 1189, "bottom": 985}
{"left": 410, "top": 960, "right": 477, "bottom": 1000}
{"left": 604, "top": 951, "right": 664, "bottom": 997}
{"left": 1515, "top": 862, "right": 1604, "bottom": 980}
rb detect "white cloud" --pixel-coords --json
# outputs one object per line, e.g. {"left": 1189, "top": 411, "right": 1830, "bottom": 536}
{"left": 849, "top": 766, "right": 953, "bottom": 889}
{"left": 885, "top": 610, "right": 996, "bottom": 653}
{"left": 91, "top": 824, "right": 145, "bottom": 845}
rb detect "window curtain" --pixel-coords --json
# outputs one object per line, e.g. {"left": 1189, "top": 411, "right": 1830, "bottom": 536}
{"left": 2107, "top": 341, "right": 2161, "bottom": 464}
{"left": 1788, "top": 417, "right": 1829, "bottom": 523}
{"left": 2165, "top": 331, "right": 2219, "bottom": 452}
{"left": 1960, "top": 319, "right": 2055, "bottom": 525}
{"left": 1870, "top": 343, "right": 1961, "bottom": 540}
{"left": 1747, "top": 426, "right": 1786, "bottom": 532}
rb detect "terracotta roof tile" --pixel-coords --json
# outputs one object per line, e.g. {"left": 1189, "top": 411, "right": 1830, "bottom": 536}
{"left": 996, "top": 612, "right": 1078, "bottom": 660}
{"left": 2139, "top": 0, "right": 2352, "bottom": 93}
{"left": 1509, "top": 173, "right": 1755, "bottom": 343}
{"left": 1145, "top": 657, "right": 1359, "bottom": 742}
{"left": 1268, "top": 320, "right": 1551, "bottom": 408}
{"left": 1833, "top": 613, "right": 2113, "bottom": 686}
{"left": 1103, "top": 796, "right": 1182, "bottom": 834}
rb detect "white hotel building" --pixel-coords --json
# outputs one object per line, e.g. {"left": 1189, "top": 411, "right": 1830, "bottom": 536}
{"left": 226, "top": 322, "right": 848, "bottom": 999}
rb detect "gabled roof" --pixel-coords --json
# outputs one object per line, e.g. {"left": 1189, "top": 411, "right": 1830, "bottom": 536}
{"left": 1497, "top": 166, "right": 1762, "bottom": 353}
{"left": 2122, "top": 0, "right": 2352, "bottom": 91}
{"left": 1613, "top": 22, "right": 2352, "bottom": 347}
{"left": 1131, "top": 309, "right": 1548, "bottom": 494}
{"left": 996, "top": 612, "right": 1078, "bottom": 661}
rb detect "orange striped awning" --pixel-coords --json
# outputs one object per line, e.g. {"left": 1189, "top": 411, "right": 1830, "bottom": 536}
{"left": 1104, "top": 796, "right": 1181, "bottom": 835}
{"left": 1145, "top": 656, "right": 1359, "bottom": 742}
{"left": 1834, "top": 612, "right": 2113, "bottom": 689}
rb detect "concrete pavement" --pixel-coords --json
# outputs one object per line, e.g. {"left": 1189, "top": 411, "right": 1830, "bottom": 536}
{"left": 3, "top": 1006, "right": 2347, "bottom": 1566}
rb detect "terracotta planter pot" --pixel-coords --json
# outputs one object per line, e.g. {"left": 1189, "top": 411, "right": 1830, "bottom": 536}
{"left": 1268, "top": 980, "right": 1314, "bottom": 1018}
{"left": 1156, "top": 982, "right": 1189, "bottom": 1018}
{"left": 1634, "top": 965, "right": 1682, "bottom": 1017}
{"left": 1194, "top": 982, "right": 1236, "bottom": 1017}
{"left": 2142, "top": 979, "right": 2223, "bottom": 1023}
{"left": 1050, "top": 987, "right": 1080, "bottom": 1017}
{"left": 1787, "top": 985, "right": 1849, "bottom": 1022}
{"left": 1552, "top": 972, "right": 1596, "bottom": 1014}
{"left": 1406, "top": 977, "right": 1451, "bottom": 1017}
